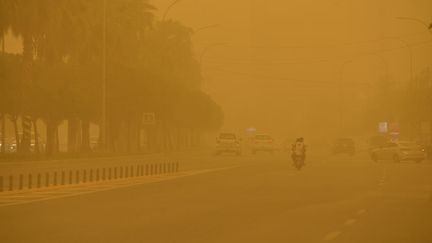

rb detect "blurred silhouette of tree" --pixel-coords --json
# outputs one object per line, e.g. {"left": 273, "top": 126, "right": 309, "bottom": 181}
{"left": 0, "top": 53, "right": 22, "bottom": 151}
{"left": 3, "top": 0, "right": 54, "bottom": 153}
{"left": 367, "top": 68, "right": 432, "bottom": 140}
{"left": 0, "top": 0, "right": 224, "bottom": 156}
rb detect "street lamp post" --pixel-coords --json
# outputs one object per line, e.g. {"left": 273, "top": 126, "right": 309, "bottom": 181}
{"left": 101, "top": 0, "right": 107, "bottom": 151}
{"left": 194, "top": 24, "right": 219, "bottom": 34}
{"left": 396, "top": 17, "right": 432, "bottom": 139}
{"left": 199, "top": 43, "right": 226, "bottom": 89}
{"left": 396, "top": 17, "right": 432, "bottom": 34}
{"left": 338, "top": 60, "right": 353, "bottom": 134}
{"left": 339, "top": 56, "right": 389, "bottom": 135}
{"left": 386, "top": 37, "right": 414, "bottom": 86}
{"left": 1, "top": 36, "right": 5, "bottom": 153}
{"left": 163, "top": 0, "right": 181, "bottom": 21}
{"left": 199, "top": 43, "right": 226, "bottom": 65}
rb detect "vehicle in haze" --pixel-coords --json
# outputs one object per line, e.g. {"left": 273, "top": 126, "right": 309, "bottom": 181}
{"left": 1, "top": 134, "right": 45, "bottom": 153}
{"left": 215, "top": 133, "right": 241, "bottom": 156}
{"left": 332, "top": 138, "right": 355, "bottom": 155}
{"left": 292, "top": 154, "right": 305, "bottom": 170}
{"left": 370, "top": 141, "right": 426, "bottom": 163}
{"left": 0, "top": 138, "right": 15, "bottom": 153}
{"left": 368, "top": 135, "right": 388, "bottom": 150}
{"left": 0, "top": 136, "right": 18, "bottom": 153}
{"left": 250, "top": 134, "right": 275, "bottom": 154}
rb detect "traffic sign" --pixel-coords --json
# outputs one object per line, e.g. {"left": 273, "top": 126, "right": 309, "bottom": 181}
{"left": 142, "top": 112, "right": 156, "bottom": 125}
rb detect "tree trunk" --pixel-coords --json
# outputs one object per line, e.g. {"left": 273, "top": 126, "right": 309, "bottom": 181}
{"left": 68, "top": 118, "right": 78, "bottom": 153}
{"left": 1, "top": 114, "right": 5, "bottom": 154}
{"left": 126, "top": 119, "right": 131, "bottom": 153}
{"left": 126, "top": 115, "right": 140, "bottom": 153}
{"left": 20, "top": 33, "right": 34, "bottom": 153}
{"left": 46, "top": 119, "right": 57, "bottom": 156}
{"left": 12, "top": 116, "right": 20, "bottom": 152}
{"left": 81, "top": 119, "right": 90, "bottom": 152}
{"left": 32, "top": 118, "right": 39, "bottom": 154}
{"left": 55, "top": 125, "right": 60, "bottom": 153}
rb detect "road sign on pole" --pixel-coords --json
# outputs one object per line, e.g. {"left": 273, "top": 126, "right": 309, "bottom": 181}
{"left": 142, "top": 113, "right": 156, "bottom": 125}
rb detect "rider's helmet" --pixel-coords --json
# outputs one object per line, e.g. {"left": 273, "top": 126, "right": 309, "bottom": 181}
{"left": 296, "top": 137, "right": 304, "bottom": 143}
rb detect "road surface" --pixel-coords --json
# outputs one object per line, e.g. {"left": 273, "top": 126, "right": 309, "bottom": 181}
{"left": 1, "top": 151, "right": 431, "bottom": 243}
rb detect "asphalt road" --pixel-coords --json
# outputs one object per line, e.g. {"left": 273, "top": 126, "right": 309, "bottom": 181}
{"left": 1, "top": 151, "right": 431, "bottom": 243}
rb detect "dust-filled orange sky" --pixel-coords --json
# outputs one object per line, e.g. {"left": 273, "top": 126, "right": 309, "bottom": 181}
{"left": 147, "top": 0, "right": 432, "bottom": 140}
{"left": 5, "top": 0, "right": 431, "bottom": 141}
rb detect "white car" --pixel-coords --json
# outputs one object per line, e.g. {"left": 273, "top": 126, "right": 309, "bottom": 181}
{"left": 215, "top": 133, "right": 241, "bottom": 155}
{"left": 250, "top": 134, "right": 275, "bottom": 154}
{"left": 370, "top": 141, "right": 426, "bottom": 163}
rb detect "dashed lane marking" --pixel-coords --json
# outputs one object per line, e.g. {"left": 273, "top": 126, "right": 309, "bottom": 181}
{"left": 357, "top": 209, "right": 367, "bottom": 215}
{"left": 378, "top": 167, "right": 388, "bottom": 188}
{"left": 323, "top": 208, "right": 368, "bottom": 241}
{"left": 323, "top": 231, "right": 342, "bottom": 241}
{"left": 344, "top": 219, "right": 357, "bottom": 226}
{"left": 0, "top": 166, "right": 239, "bottom": 208}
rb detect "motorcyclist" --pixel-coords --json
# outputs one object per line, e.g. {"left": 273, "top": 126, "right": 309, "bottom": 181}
{"left": 292, "top": 137, "right": 306, "bottom": 164}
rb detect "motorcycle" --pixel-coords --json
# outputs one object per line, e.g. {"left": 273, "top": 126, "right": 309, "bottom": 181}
{"left": 292, "top": 154, "right": 305, "bottom": 170}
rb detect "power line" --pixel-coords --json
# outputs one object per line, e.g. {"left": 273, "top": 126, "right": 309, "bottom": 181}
{"left": 199, "top": 31, "right": 429, "bottom": 50}
{"left": 211, "top": 67, "right": 372, "bottom": 86}
{"left": 203, "top": 39, "right": 432, "bottom": 67}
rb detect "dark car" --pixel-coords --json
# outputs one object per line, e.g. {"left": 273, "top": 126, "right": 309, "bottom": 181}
{"left": 332, "top": 138, "right": 355, "bottom": 155}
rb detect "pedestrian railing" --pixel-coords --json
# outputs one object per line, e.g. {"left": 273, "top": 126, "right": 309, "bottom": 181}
{"left": 0, "top": 161, "right": 179, "bottom": 193}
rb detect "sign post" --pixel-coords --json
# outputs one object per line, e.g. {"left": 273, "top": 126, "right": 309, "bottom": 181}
{"left": 142, "top": 113, "right": 156, "bottom": 126}
{"left": 141, "top": 113, "right": 156, "bottom": 151}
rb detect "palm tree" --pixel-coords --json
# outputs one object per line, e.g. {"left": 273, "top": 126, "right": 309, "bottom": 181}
{"left": 0, "top": 0, "right": 17, "bottom": 153}
{"left": 5, "top": 0, "right": 89, "bottom": 154}
{"left": 3, "top": 0, "right": 53, "bottom": 153}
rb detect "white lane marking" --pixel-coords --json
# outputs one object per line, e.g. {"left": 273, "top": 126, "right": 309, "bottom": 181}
{"left": 0, "top": 166, "right": 239, "bottom": 208}
{"left": 0, "top": 199, "right": 26, "bottom": 204}
{"left": 357, "top": 209, "right": 367, "bottom": 215}
{"left": 323, "top": 231, "right": 342, "bottom": 241}
{"left": 378, "top": 168, "right": 387, "bottom": 188}
{"left": 344, "top": 219, "right": 357, "bottom": 226}
{"left": 2, "top": 195, "right": 49, "bottom": 200}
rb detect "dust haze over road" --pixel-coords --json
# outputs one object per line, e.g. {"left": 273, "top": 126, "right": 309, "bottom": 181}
{"left": 1, "top": 0, "right": 432, "bottom": 242}
{"left": 153, "top": 0, "right": 432, "bottom": 139}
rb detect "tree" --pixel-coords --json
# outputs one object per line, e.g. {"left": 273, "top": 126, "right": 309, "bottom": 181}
{"left": 0, "top": 53, "right": 22, "bottom": 152}
{"left": 4, "top": 0, "right": 54, "bottom": 153}
{"left": 1, "top": 0, "right": 224, "bottom": 155}
{"left": 0, "top": 0, "right": 17, "bottom": 153}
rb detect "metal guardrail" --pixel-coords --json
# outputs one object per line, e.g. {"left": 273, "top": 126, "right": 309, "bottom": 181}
{"left": 0, "top": 161, "right": 179, "bottom": 193}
